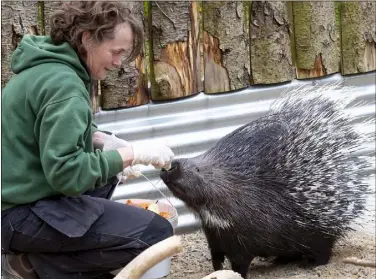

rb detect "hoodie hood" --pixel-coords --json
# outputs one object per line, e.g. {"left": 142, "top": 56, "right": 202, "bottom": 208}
{"left": 11, "top": 35, "right": 90, "bottom": 85}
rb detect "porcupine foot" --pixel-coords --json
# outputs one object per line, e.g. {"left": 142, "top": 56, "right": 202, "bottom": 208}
{"left": 211, "top": 251, "right": 225, "bottom": 270}
{"left": 230, "top": 259, "right": 251, "bottom": 278}
{"left": 273, "top": 253, "right": 303, "bottom": 265}
{"left": 297, "top": 247, "right": 333, "bottom": 268}
{"left": 306, "top": 248, "right": 332, "bottom": 266}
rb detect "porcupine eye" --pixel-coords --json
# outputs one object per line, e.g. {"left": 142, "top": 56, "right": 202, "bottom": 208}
{"left": 195, "top": 167, "right": 200, "bottom": 173}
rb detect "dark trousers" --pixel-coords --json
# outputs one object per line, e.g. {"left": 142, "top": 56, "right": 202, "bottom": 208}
{"left": 1, "top": 178, "right": 173, "bottom": 279}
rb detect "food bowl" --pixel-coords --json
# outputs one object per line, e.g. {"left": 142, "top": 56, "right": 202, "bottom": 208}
{"left": 111, "top": 199, "right": 178, "bottom": 279}
{"left": 121, "top": 199, "right": 178, "bottom": 230}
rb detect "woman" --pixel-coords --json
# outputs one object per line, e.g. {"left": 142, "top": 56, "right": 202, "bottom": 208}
{"left": 1, "top": 2, "right": 174, "bottom": 278}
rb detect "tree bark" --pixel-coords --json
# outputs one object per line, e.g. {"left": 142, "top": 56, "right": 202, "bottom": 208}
{"left": 203, "top": 2, "right": 250, "bottom": 93}
{"left": 341, "top": 2, "right": 376, "bottom": 75}
{"left": 148, "top": 1, "right": 201, "bottom": 101}
{"left": 250, "top": 1, "right": 294, "bottom": 84}
{"left": 1, "top": 1, "right": 39, "bottom": 88}
{"left": 292, "top": 2, "right": 341, "bottom": 79}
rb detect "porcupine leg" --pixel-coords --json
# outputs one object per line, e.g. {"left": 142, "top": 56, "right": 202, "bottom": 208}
{"left": 210, "top": 249, "right": 225, "bottom": 271}
{"left": 302, "top": 236, "right": 335, "bottom": 267}
{"left": 306, "top": 247, "right": 332, "bottom": 266}
{"left": 204, "top": 230, "right": 225, "bottom": 270}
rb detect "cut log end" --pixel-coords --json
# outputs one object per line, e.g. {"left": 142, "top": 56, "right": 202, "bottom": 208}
{"left": 154, "top": 61, "right": 184, "bottom": 99}
{"left": 114, "top": 235, "right": 183, "bottom": 279}
{"left": 201, "top": 270, "right": 243, "bottom": 279}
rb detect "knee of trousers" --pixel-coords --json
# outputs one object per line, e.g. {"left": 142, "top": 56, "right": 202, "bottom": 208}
{"left": 139, "top": 213, "right": 174, "bottom": 247}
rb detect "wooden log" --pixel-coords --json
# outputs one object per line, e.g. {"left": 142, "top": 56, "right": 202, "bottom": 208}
{"left": 250, "top": 1, "right": 294, "bottom": 84}
{"left": 292, "top": 2, "right": 341, "bottom": 79}
{"left": 203, "top": 2, "right": 250, "bottom": 93}
{"left": 148, "top": 1, "right": 201, "bottom": 100}
{"left": 343, "top": 257, "right": 376, "bottom": 268}
{"left": 114, "top": 235, "right": 183, "bottom": 279}
{"left": 1, "top": 1, "right": 39, "bottom": 88}
{"left": 101, "top": 2, "right": 149, "bottom": 110}
{"left": 341, "top": 2, "right": 376, "bottom": 75}
{"left": 201, "top": 270, "right": 243, "bottom": 279}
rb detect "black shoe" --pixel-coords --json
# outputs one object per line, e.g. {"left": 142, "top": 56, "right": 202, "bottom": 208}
{"left": 1, "top": 253, "right": 39, "bottom": 279}
{"left": 95, "top": 273, "right": 115, "bottom": 279}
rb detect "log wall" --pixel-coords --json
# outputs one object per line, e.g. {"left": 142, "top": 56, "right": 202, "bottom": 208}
{"left": 1, "top": 1, "right": 375, "bottom": 109}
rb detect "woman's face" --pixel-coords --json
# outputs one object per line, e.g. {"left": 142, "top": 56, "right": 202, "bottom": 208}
{"left": 82, "top": 22, "right": 133, "bottom": 80}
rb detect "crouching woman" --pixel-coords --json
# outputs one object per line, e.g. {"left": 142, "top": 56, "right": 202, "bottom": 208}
{"left": 1, "top": 2, "right": 174, "bottom": 278}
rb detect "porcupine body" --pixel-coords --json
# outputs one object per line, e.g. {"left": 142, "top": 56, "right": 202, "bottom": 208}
{"left": 160, "top": 84, "right": 374, "bottom": 278}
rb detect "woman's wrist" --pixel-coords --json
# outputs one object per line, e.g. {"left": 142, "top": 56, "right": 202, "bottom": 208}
{"left": 92, "top": 131, "right": 106, "bottom": 149}
{"left": 116, "top": 145, "right": 135, "bottom": 169}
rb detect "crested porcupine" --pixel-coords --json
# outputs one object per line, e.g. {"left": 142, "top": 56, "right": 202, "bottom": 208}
{"left": 160, "top": 84, "right": 374, "bottom": 278}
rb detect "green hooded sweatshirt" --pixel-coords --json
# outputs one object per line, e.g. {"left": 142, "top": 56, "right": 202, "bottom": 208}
{"left": 1, "top": 35, "right": 123, "bottom": 211}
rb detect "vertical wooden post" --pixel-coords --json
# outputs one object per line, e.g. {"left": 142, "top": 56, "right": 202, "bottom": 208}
{"left": 148, "top": 1, "right": 202, "bottom": 100}
{"left": 292, "top": 2, "right": 341, "bottom": 79}
{"left": 340, "top": 2, "right": 376, "bottom": 75}
{"left": 250, "top": 1, "right": 295, "bottom": 84}
{"left": 203, "top": 1, "right": 250, "bottom": 94}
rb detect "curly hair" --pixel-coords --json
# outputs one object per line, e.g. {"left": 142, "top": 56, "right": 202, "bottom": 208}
{"left": 49, "top": 1, "right": 143, "bottom": 63}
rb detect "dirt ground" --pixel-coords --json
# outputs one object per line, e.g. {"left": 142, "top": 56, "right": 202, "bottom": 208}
{"left": 165, "top": 229, "right": 375, "bottom": 279}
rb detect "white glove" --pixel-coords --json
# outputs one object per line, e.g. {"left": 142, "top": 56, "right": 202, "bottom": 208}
{"left": 131, "top": 142, "right": 174, "bottom": 169}
{"left": 116, "top": 166, "right": 142, "bottom": 183}
{"left": 103, "top": 133, "right": 130, "bottom": 151}
{"left": 100, "top": 133, "right": 140, "bottom": 182}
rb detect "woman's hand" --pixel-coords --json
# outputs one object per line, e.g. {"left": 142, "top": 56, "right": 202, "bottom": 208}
{"left": 116, "top": 142, "right": 174, "bottom": 170}
{"left": 130, "top": 142, "right": 174, "bottom": 170}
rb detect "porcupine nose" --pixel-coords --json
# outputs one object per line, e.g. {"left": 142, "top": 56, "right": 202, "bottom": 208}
{"left": 160, "top": 160, "right": 180, "bottom": 183}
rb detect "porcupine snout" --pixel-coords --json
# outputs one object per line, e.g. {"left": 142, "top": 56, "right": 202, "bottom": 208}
{"left": 160, "top": 159, "right": 181, "bottom": 183}
{"left": 160, "top": 159, "right": 192, "bottom": 202}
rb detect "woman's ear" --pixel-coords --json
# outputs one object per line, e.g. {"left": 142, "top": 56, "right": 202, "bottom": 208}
{"left": 81, "top": 31, "right": 92, "bottom": 51}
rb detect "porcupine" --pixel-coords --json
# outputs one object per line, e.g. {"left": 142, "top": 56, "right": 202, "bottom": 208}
{"left": 160, "top": 84, "right": 374, "bottom": 278}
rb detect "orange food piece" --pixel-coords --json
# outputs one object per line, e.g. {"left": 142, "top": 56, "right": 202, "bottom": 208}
{"left": 159, "top": 212, "right": 170, "bottom": 219}
{"left": 126, "top": 200, "right": 171, "bottom": 219}
{"left": 126, "top": 200, "right": 149, "bottom": 210}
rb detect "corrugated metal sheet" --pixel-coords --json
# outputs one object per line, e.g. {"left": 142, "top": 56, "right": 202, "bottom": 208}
{"left": 93, "top": 72, "right": 376, "bottom": 235}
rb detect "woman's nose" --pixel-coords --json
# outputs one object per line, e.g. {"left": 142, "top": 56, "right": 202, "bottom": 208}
{"left": 113, "top": 58, "right": 121, "bottom": 67}
{"left": 160, "top": 160, "right": 180, "bottom": 183}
